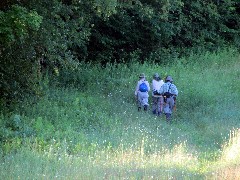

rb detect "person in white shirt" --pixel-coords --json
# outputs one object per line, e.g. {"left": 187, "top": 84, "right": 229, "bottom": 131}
{"left": 152, "top": 73, "right": 164, "bottom": 116}
{"left": 135, "top": 73, "right": 150, "bottom": 111}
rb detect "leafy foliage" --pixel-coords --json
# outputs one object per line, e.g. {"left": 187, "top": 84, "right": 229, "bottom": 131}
{"left": 0, "top": 0, "right": 240, "bottom": 105}
{"left": 0, "top": 5, "right": 42, "bottom": 45}
{"left": 0, "top": 49, "right": 240, "bottom": 179}
{"left": 0, "top": 5, "right": 42, "bottom": 104}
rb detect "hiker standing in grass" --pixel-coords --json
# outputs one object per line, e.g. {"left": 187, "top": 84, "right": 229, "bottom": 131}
{"left": 158, "top": 75, "right": 178, "bottom": 122}
{"left": 135, "top": 73, "right": 150, "bottom": 111}
{"left": 152, "top": 73, "right": 164, "bottom": 116}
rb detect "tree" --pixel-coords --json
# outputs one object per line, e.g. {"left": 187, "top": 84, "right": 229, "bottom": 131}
{"left": 0, "top": 5, "right": 42, "bottom": 104}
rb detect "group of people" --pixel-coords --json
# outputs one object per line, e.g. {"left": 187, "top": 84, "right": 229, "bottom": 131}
{"left": 134, "top": 73, "right": 178, "bottom": 122}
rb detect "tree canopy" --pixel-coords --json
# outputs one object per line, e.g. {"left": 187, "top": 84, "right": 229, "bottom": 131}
{"left": 1, "top": 0, "right": 240, "bottom": 103}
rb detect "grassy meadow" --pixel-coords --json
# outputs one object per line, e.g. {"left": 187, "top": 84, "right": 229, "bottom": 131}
{"left": 1, "top": 48, "right": 240, "bottom": 179}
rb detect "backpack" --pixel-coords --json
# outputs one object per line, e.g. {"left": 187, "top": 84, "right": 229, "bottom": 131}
{"left": 153, "top": 90, "right": 161, "bottom": 95}
{"left": 139, "top": 82, "right": 148, "bottom": 92}
{"left": 163, "top": 92, "right": 172, "bottom": 98}
{"left": 163, "top": 84, "right": 172, "bottom": 98}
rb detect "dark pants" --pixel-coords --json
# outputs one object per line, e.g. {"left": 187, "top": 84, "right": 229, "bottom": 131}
{"left": 152, "top": 96, "right": 163, "bottom": 115}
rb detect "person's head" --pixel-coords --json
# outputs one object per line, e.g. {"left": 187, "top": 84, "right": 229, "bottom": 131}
{"left": 165, "top": 75, "right": 173, "bottom": 83}
{"left": 153, "top": 73, "right": 161, "bottom": 81}
{"left": 139, "top": 73, "right": 146, "bottom": 79}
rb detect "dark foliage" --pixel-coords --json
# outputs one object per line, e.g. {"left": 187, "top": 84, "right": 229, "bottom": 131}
{"left": 0, "top": 0, "right": 240, "bottom": 106}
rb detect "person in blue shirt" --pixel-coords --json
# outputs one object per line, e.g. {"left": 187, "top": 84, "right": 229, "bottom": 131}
{"left": 158, "top": 75, "right": 178, "bottom": 122}
{"left": 135, "top": 73, "right": 150, "bottom": 111}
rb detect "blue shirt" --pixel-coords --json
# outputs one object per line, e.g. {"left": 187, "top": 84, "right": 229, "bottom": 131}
{"left": 159, "top": 82, "right": 178, "bottom": 96}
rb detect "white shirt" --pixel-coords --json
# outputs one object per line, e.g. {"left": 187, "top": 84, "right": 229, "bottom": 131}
{"left": 152, "top": 79, "right": 164, "bottom": 92}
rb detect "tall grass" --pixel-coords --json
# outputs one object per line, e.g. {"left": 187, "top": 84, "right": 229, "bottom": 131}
{"left": 0, "top": 48, "right": 240, "bottom": 179}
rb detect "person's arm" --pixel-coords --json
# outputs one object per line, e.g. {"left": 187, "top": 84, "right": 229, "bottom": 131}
{"left": 158, "top": 84, "right": 164, "bottom": 95}
{"left": 172, "top": 84, "right": 178, "bottom": 96}
{"left": 135, "top": 81, "right": 139, "bottom": 96}
{"left": 146, "top": 81, "right": 150, "bottom": 91}
{"left": 175, "top": 86, "right": 178, "bottom": 96}
{"left": 159, "top": 80, "right": 164, "bottom": 88}
{"left": 152, "top": 80, "right": 156, "bottom": 91}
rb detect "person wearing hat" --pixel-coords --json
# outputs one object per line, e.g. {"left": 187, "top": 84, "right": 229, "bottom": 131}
{"left": 152, "top": 73, "right": 164, "bottom": 116}
{"left": 158, "top": 75, "right": 178, "bottom": 122}
{"left": 135, "top": 73, "right": 150, "bottom": 111}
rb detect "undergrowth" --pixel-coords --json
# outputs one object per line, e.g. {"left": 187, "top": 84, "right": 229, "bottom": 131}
{"left": 0, "top": 48, "right": 240, "bottom": 179}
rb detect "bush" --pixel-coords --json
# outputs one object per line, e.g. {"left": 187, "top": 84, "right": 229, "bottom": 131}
{"left": 0, "top": 5, "right": 42, "bottom": 104}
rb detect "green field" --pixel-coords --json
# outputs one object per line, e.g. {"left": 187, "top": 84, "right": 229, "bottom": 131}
{"left": 1, "top": 48, "right": 240, "bottom": 179}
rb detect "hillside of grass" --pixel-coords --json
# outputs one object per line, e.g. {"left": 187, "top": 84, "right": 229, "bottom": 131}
{"left": 1, "top": 48, "right": 240, "bottom": 179}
